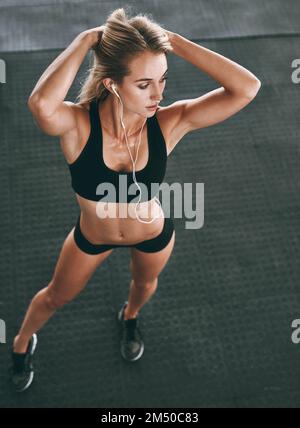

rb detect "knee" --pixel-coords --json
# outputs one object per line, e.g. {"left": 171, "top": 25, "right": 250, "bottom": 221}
{"left": 129, "top": 261, "right": 158, "bottom": 286}
{"left": 134, "top": 277, "right": 158, "bottom": 289}
{"left": 44, "top": 283, "right": 72, "bottom": 310}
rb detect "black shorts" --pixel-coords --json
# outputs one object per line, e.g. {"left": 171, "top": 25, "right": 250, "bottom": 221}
{"left": 73, "top": 213, "right": 175, "bottom": 255}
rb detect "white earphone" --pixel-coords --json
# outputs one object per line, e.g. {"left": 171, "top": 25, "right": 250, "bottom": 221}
{"left": 110, "top": 83, "right": 163, "bottom": 224}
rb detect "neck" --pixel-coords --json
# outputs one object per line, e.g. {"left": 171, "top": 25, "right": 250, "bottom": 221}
{"left": 100, "top": 94, "right": 147, "bottom": 143}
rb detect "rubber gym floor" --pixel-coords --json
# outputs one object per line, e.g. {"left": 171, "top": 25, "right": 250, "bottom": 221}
{"left": 0, "top": 0, "right": 300, "bottom": 408}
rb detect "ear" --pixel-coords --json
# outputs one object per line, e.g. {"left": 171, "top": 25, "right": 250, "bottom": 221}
{"left": 102, "top": 78, "right": 114, "bottom": 93}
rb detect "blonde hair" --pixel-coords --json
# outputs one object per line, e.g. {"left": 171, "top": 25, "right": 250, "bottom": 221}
{"left": 76, "top": 7, "right": 173, "bottom": 106}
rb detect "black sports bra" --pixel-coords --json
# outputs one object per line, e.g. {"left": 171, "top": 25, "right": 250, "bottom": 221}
{"left": 67, "top": 97, "right": 167, "bottom": 203}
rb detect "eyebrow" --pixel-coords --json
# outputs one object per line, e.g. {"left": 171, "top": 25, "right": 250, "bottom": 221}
{"left": 134, "top": 68, "right": 168, "bottom": 82}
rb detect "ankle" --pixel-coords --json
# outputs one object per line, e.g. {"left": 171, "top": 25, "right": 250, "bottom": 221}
{"left": 13, "top": 335, "right": 29, "bottom": 354}
{"left": 124, "top": 306, "right": 138, "bottom": 320}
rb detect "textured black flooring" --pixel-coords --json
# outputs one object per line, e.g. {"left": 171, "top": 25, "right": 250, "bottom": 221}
{"left": 1, "top": 0, "right": 300, "bottom": 52}
{"left": 1, "top": 1, "right": 300, "bottom": 409}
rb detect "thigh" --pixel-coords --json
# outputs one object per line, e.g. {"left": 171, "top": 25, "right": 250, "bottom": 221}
{"left": 130, "top": 229, "right": 176, "bottom": 283}
{"left": 48, "top": 226, "right": 114, "bottom": 303}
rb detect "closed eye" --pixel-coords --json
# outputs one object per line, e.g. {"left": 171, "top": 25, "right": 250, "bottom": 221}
{"left": 138, "top": 77, "right": 168, "bottom": 90}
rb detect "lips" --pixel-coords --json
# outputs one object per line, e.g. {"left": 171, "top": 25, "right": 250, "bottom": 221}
{"left": 147, "top": 104, "right": 158, "bottom": 108}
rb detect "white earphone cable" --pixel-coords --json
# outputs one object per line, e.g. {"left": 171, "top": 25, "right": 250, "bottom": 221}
{"left": 112, "top": 85, "right": 163, "bottom": 224}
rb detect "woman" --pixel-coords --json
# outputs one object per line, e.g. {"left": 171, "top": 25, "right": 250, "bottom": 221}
{"left": 10, "top": 7, "right": 261, "bottom": 392}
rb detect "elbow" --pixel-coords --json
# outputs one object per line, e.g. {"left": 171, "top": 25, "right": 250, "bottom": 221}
{"left": 28, "top": 94, "right": 42, "bottom": 113}
{"left": 27, "top": 94, "right": 51, "bottom": 117}
{"left": 243, "top": 79, "right": 261, "bottom": 100}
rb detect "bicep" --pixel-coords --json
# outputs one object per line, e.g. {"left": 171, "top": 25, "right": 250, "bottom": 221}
{"left": 28, "top": 100, "right": 78, "bottom": 137}
{"left": 181, "top": 86, "right": 259, "bottom": 132}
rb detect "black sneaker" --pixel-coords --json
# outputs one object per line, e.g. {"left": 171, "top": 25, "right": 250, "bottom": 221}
{"left": 10, "top": 334, "right": 38, "bottom": 392}
{"left": 117, "top": 301, "right": 145, "bottom": 362}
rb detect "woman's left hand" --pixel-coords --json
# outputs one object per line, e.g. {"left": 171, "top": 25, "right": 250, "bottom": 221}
{"left": 162, "top": 29, "right": 175, "bottom": 44}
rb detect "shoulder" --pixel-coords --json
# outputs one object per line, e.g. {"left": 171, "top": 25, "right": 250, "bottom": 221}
{"left": 59, "top": 102, "right": 91, "bottom": 143}
{"left": 156, "top": 100, "right": 190, "bottom": 156}
{"left": 60, "top": 101, "right": 90, "bottom": 135}
{"left": 59, "top": 101, "right": 91, "bottom": 165}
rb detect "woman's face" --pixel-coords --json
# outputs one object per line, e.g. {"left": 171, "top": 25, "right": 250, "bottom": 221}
{"left": 118, "top": 51, "right": 168, "bottom": 117}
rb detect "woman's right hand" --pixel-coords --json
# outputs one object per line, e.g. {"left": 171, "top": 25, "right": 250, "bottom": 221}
{"left": 82, "top": 25, "right": 105, "bottom": 50}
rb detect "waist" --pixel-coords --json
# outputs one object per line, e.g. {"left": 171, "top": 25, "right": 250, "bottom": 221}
{"left": 77, "top": 199, "right": 165, "bottom": 245}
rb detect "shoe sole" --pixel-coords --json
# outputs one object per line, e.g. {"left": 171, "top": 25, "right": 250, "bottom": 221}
{"left": 16, "top": 333, "right": 38, "bottom": 393}
{"left": 118, "top": 302, "right": 145, "bottom": 362}
{"left": 121, "top": 341, "right": 144, "bottom": 362}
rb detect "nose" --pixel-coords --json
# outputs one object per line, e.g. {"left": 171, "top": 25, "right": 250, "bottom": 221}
{"left": 151, "top": 95, "right": 163, "bottom": 103}
{"left": 151, "top": 84, "right": 163, "bottom": 103}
